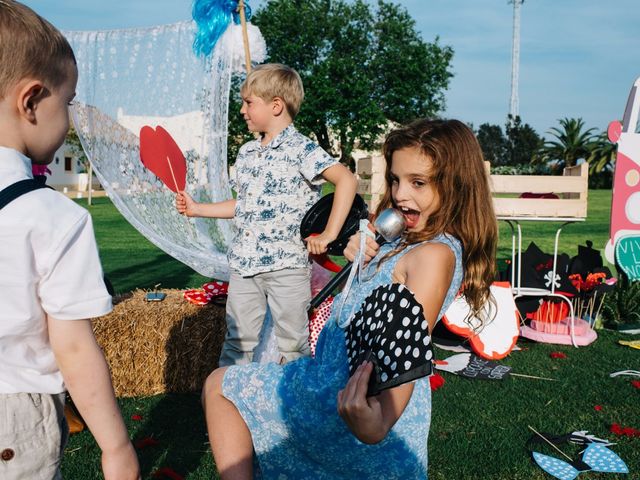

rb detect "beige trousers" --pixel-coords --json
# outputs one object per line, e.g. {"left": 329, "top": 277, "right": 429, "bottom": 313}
{"left": 219, "top": 267, "right": 312, "bottom": 366}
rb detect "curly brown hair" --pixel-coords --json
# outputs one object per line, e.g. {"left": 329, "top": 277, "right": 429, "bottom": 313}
{"left": 375, "top": 118, "right": 498, "bottom": 319}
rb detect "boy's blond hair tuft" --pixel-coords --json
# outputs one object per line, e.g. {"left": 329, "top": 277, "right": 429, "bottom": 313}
{"left": 0, "top": 0, "right": 75, "bottom": 99}
{"left": 241, "top": 63, "right": 304, "bottom": 119}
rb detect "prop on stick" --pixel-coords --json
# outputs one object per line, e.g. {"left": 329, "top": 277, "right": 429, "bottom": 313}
{"left": 528, "top": 426, "right": 628, "bottom": 480}
{"left": 610, "top": 369, "right": 640, "bottom": 378}
{"left": 435, "top": 353, "right": 511, "bottom": 380}
{"left": 441, "top": 281, "right": 519, "bottom": 360}
{"left": 139, "top": 126, "right": 187, "bottom": 193}
{"left": 435, "top": 353, "right": 555, "bottom": 381}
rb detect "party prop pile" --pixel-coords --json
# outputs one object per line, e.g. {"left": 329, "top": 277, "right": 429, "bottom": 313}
{"left": 519, "top": 240, "right": 616, "bottom": 346}
{"left": 93, "top": 290, "right": 226, "bottom": 397}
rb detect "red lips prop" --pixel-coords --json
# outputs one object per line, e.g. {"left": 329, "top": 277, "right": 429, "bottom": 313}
{"left": 139, "top": 125, "right": 186, "bottom": 193}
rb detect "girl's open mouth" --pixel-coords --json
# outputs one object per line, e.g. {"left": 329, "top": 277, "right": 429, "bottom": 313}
{"left": 399, "top": 207, "right": 421, "bottom": 229}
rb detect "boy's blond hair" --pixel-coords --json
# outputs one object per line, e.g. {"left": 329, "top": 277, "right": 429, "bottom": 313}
{"left": 0, "top": 0, "right": 75, "bottom": 99}
{"left": 241, "top": 63, "right": 304, "bottom": 119}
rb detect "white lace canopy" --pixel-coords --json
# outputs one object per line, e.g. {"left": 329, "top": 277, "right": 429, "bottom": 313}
{"left": 64, "top": 22, "right": 266, "bottom": 281}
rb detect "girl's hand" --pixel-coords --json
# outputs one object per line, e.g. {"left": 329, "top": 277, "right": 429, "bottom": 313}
{"left": 176, "top": 191, "right": 196, "bottom": 217}
{"left": 337, "top": 361, "right": 386, "bottom": 444}
{"left": 343, "top": 231, "right": 379, "bottom": 264}
{"left": 304, "top": 231, "right": 336, "bottom": 255}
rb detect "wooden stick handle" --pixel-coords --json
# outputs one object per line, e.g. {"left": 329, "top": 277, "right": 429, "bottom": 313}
{"left": 528, "top": 426, "right": 573, "bottom": 461}
{"left": 166, "top": 156, "right": 179, "bottom": 193}
{"left": 238, "top": 0, "right": 252, "bottom": 72}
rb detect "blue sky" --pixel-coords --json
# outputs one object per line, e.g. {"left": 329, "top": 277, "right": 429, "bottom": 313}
{"left": 23, "top": 0, "right": 640, "bottom": 136}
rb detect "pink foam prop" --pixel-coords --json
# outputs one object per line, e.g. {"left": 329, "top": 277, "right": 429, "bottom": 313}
{"left": 529, "top": 317, "right": 592, "bottom": 336}
{"left": 520, "top": 317, "right": 597, "bottom": 346}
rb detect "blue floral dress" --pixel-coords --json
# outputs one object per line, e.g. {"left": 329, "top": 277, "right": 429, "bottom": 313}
{"left": 222, "top": 234, "right": 463, "bottom": 479}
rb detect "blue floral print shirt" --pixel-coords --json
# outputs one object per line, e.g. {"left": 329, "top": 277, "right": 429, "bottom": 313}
{"left": 228, "top": 125, "right": 337, "bottom": 276}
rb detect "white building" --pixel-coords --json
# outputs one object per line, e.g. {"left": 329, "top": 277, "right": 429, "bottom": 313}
{"left": 47, "top": 143, "right": 98, "bottom": 192}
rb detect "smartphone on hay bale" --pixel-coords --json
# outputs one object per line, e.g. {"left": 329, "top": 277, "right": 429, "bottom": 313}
{"left": 145, "top": 292, "right": 166, "bottom": 302}
{"left": 145, "top": 284, "right": 166, "bottom": 302}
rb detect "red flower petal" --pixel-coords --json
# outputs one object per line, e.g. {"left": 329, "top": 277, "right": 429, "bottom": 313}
{"left": 131, "top": 414, "right": 143, "bottom": 421}
{"left": 594, "top": 405, "right": 603, "bottom": 411}
{"left": 610, "top": 423, "right": 640, "bottom": 437}
{"left": 134, "top": 437, "right": 160, "bottom": 449}
{"left": 631, "top": 380, "right": 640, "bottom": 389}
{"left": 549, "top": 352, "right": 567, "bottom": 359}
{"left": 153, "top": 467, "right": 184, "bottom": 480}
{"left": 429, "top": 373, "right": 445, "bottom": 391}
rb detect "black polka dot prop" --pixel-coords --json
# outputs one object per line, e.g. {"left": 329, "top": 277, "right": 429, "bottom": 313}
{"left": 345, "top": 283, "right": 434, "bottom": 396}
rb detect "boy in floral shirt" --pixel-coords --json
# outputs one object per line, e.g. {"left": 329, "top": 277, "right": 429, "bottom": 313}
{"left": 177, "top": 63, "right": 357, "bottom": 365}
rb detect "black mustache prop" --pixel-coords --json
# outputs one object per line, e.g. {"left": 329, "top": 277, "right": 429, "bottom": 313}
{"left": 306, "top": 207, "right": 406, "bottom": 312}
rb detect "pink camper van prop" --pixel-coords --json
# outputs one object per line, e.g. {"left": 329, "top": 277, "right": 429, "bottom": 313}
{"left": 605, "top": 76, "right": 640, "bottom": 280}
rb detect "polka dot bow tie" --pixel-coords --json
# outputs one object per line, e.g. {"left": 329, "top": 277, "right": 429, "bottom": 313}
{"left": 529, "top": 430, "right": 628, "bottom": 480}
{"left": 345, "top": 283, "right": 434, "bottom": 396}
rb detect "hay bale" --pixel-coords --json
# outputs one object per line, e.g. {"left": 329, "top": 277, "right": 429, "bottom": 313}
{"left": 93, "top": 289, "right": 226, "bottom": 397}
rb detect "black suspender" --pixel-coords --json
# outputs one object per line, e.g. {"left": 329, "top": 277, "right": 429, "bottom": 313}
{"left": 0, "top": 176, "right": 52, "bottom": 210}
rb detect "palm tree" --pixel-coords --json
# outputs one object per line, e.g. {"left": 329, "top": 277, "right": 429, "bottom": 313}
{"left": 538, "top": 118, "right": 597, "bottom": 169}
{"left": 587, "top": 131, "right": 616, "bottom": 175}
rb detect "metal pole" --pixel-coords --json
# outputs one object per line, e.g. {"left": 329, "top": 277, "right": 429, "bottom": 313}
{"left": 509, "top": 0, "right": 523, "bottom": 121}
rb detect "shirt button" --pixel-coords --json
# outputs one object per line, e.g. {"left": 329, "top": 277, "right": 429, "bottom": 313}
{"left": 1, "top": 448, "right": 15, "bottom": 461}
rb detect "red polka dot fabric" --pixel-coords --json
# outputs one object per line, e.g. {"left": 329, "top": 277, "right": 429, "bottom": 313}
{"left": 183, "top": 281, "right": 228, "bottom": 306}
{"left": 309, "top": 296, "right": 334, "bottom": 357}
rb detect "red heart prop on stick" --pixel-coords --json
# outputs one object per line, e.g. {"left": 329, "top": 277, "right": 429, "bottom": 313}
{"left": 139, "top": 125, "right": 186, "bottom": 193}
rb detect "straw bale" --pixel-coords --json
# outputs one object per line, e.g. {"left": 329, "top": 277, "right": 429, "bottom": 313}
{"left": 93, "top": 289, "right": 226, "bottom": 397}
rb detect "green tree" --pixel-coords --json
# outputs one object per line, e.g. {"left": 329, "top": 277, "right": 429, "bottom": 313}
{"left": 538, "top": 117, "right": 596, "bottom": 169}
{"left": 227, "top": 74, "right": 255, "bottom": 164}
{"left": 476, "top": 123, "right": 508, "bottom": 166}
{"left": 232, "top": 0, "right": 453, "bottom": 167}
{"left": 476, "top": 116, "right": 542, "bottom": 167}
{"left": 65, "top": 124, "right": 89, "bottom": 172}
{"left": 505, "top": 115, "right": 543, "bottom": 166}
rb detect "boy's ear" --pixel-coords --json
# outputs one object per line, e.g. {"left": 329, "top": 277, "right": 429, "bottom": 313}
{"left": 18, "top": 80, "right": 46, "bottom": 122}
{"left": 271, "top": 96, "right": 286, "bottom": 116}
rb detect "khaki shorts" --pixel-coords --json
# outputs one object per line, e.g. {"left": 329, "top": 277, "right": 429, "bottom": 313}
{"left": 0, "top": 392, "right": 68, "bottom": 480}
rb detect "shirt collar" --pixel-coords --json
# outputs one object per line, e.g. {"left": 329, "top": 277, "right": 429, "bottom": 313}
{"left": 245, "top": 124, "right": 296, "bottom": 153}
{"left": 0, "top": 146, "right": 33, "bottom": 191}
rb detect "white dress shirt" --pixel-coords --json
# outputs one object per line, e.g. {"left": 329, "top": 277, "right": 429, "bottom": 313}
{"left": 0, "top": 146, "right": 112, "bottom": 394}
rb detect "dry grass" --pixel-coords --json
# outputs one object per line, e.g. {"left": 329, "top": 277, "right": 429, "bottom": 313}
{"left": 93, "top": 289, "right": 226, "bottom": 397}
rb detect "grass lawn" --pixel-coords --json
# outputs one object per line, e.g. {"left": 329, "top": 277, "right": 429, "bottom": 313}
{"left": 61, "top": 189, "right": 640, "bottom": 479}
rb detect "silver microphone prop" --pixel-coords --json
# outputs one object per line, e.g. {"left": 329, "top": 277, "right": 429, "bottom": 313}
{"left": 308, "top": 208, "right": 406, "bottom": 312}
